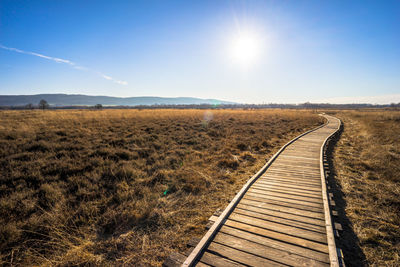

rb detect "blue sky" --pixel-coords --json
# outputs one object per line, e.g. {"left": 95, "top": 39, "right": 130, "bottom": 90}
{"left": 1, "top": 0, "right": 399, "bottom": 104}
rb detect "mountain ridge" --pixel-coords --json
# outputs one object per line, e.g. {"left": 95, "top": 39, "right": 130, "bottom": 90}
{"left": 0, "top": 94, "right": 236, "bottom": 106}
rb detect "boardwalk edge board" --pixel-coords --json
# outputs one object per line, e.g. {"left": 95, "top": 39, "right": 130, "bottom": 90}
{"left": 164, "top": 115, "right": 345, "bottom": 267}
{"left": 318, "top": 115, "right": 343, "bottom": 267}
{"left": 322, "top": 117, "right": 346, "bottom": 267}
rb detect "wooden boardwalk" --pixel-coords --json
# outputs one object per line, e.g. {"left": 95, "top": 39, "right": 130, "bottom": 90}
{"left": 169, "top": 115, "right": 341, "bottom": 267}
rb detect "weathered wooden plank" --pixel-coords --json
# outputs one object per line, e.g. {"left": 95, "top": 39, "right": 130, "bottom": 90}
{"left": 271, "top": 162, "right": 320, "bottom": 168}
{"left": 208, "top": 206, "right": 325, "bottom": 231}
{"left": 263, "top": 170, "right": 322, "bottom": 178}
{"left": 212, "top": 232, "right": 329, "bottom": 267}
{"left": 229, "top": 213, "right": 328, "bottom": 243}
{"left": 251, "top": 184, "right": 323, "bottom": 198}
{"left": 262, "top": 171, "right": 322, "bottom": 179}
{"left": 198, "top": 251, "right": 245, "bottom": 267}
{"left": 266, "top": 168, "right": 321, "bottom": 176}
{"left": 259, "top": 176, "right": 322, "bottom": 186}
{"left": 207, "top": 241, "right": 286, "bottom": 267}
{"left": 258, "top": 177, "right": 322, "bottom": 188}
{"left": 252, "top": 184, "right": 322, "bottom": 197}
{"left": 270, "top": 163, "right": 320, "bottom": 170}
{"left": 243, "top": 194, "right": 325, "bottom": 213}
{"left": 260, "top": 175, "right": 322, "bottom": 184}
{"left": 239, "top": 198, "right": 325, "bottom": 220}
{"left": 221, "top": 215, "right": 329, "bottom": 253}
{"left": 248, "top": 188, "right": 323, "bottom": 204}
{"left": 236, "top": 202, "right": 325, "bottom": 226}
{"left": 282, "top": 150, "right": 320, "bottom": 154}
{"left": 234, "top": 199, "right": 325, "bottom": 221}
{"left": 245, "top": 192, "right": 324, "bottom": 209}
{"left": 278, "top": 155, "right": 320, "bottom": 161}
{"left": 219, "top": 225, "right": 330, "bottom": 264}
{"left": 233, "top": 207, "right": 326, "bottom": 232}
{"left": 255, "top": 180, "right": 322, "bottom": 192}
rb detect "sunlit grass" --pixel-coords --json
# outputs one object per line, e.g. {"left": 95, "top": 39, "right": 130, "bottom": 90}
{"left": 331, "top": 110, "right": 400, "bottom": 266}
{"left": 0, "top": 109, "right": 322, "bottom": 266}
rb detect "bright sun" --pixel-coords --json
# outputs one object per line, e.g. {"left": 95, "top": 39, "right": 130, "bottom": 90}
{"left": 230, "top": 31, "right": 262, "bottom": 67}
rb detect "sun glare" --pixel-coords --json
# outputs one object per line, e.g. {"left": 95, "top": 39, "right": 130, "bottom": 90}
{"left": 230, "top": 31, "right": 262, "bottom": 67}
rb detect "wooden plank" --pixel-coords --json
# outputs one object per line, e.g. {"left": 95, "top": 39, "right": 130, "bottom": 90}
{"left": 198, "top": 251, "right": 245, "bottom": 267}
{"left": 207, "top": 242, "right": 287, "bottom": 267}
{"left": 271, "top": 163, "right": 320, "bottom": 170}
{"left": 271, "top": 162, "right": 320, "bottom": 168}
{"left": 252, "top": 182, "right": 322, "bottom": 195}
{"left": 244, "top": 192, "right": 324, "bottom": 209}
{"left": 234, "top": 197, "right": 325, "bottom": 220}
{"left": 251, "top": 184, "right": 323, "bottom": 198}
{"left": 229, "top": 213, "right": 328, "bottom": 243}
{"left": 257, "top": 178, "right": 322, "bottom": 189}
{"left": 282, "top": 147, "right": 321, "bottom": 151}
{"left": 283, "top": 151, "right": 319, "bottom": 155}
{"left": 259, "top": 175, "right": 322, "bottom": 185}
{"left": 206, "top": 241, "right": 286, "bottom": 267}
{"left": 243, "top": 194, "right": 325, "bottom": 213}
{"left": 246, "top": 191, "right": 323, "bottom": 212}
{"left": 216, "top": 219, "right": 329, "bottom": 253}
{"left": 278, "top": 148, "right": 319, "bottom": 152}
{"left": 209, "top": 205, "right": 325, "bottom": 230}
{"left": 256, "top": 180, "right": 322, "bottom": 192}
{"left": 239, "top": 198, "right": 325, "bottom": 220}
{"left": 234, "top": 207, "right": 326, "bottom": 232}
{"left": 266, "top": 168, "right": 321, "bottom": 176}
{"left": 218, "top": 225, "right": 330, "bottom": 264}
{"left": 269, "top": 163, "right": 320, "bottom": 169}
{"left": 248, "top": 188, "right": 323, "bottom": 204}
{"left": 263, "top": 171, "right": 321, "bottom": 179}
{"left": 264, "top": 171, "right": 322, "bottom": 179}
{"left": 259, "top": 175, "right": 322, "bottom": 184}
{"left": 212, "top": 232, "right": 329, "bottom": 267}
{"left": 278, "top": 155, "right": 320, "bottom": 161}
{"left": 236, "top": 203, "right": 325, "bottom": 226}
{"left": 273, "top": 157, "right": 320, "bottom": 162}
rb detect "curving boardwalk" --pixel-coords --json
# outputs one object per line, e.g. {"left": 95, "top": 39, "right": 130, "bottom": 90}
{"left": 173, "top": 115, "right": 342, "bottom": 267}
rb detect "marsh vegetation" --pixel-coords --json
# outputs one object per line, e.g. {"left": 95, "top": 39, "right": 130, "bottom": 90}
{"left": 331, "top": 110, "right": 400, "bottom": 266}
{"left": 0, "top": 109, "right": 323, "bottom": 266}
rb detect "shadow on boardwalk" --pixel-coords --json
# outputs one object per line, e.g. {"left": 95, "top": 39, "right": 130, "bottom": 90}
{"left": 327, "top": 124, "right": 367, "bottom": 267}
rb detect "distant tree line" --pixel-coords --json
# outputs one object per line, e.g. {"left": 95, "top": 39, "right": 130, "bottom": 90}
{"left": 5, "top": 100, "right": 105, "bottom": 110}
{"left": 1, "top": 102, "right": 400, "bottom": 110}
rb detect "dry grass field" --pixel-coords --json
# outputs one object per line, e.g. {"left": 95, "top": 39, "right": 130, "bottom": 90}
{"left": 0, "top": 109, "right": 323, "bottom": 266}
{"left": 330, "top": 110, "right": 400, "bottom": 266}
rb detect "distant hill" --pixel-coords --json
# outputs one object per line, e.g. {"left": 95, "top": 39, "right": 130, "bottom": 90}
{"left": 0, "top": 94, "right": 235, "bottom": 107}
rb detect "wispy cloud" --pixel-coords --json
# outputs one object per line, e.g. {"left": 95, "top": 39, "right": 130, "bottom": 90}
{"left": 0, "top": 44, "right": 127, "bottom": 85}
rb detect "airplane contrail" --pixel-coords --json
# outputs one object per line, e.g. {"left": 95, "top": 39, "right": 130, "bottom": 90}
{"left": 0, "top": 44, "right": 128, "bottom": 85}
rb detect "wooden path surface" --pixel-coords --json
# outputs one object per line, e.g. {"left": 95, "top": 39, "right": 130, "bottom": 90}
{"left": 174, "top": 115, "right": 342, "bottom": 267}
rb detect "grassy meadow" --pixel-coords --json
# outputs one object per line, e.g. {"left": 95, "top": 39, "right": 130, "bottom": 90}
{"left": 330, "top": 110, "right": 400, "bottom": 266}
{"left": 0, "top": 109, "right": 323, "bottom": 266}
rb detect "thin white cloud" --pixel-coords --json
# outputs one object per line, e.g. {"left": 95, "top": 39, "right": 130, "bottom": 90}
{"left": 0, "top": 44, "right": 127, "bottom": 85}
{"left": 115, "top": 80, "right": 128, "bottom": 85}
{"left": 102, "top": 74, "right": 113, "bottom": 80}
